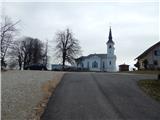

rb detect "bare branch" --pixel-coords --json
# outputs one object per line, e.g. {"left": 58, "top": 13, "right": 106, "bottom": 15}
{"left": 54, "top": 28, "right": 81, "bottom": 69}
{"left": 0, "top": 16, "right": 20, "bottom": 68}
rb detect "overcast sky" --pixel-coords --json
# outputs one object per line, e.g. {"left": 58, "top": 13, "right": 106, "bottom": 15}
{"left": 1, "top": 0, "right": 159, "bottom": 69}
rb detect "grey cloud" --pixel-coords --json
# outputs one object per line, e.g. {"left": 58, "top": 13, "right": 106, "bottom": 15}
{"left": 2, "top": 1, "right": 159, "bottom": 67}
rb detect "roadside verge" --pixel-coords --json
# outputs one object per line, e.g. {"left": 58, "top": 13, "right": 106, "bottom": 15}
{"left": 138, "top": 79, "right": 160, "bottom": 102}
{"left": 31, "top": 72, "right": 65, "bottom": 120}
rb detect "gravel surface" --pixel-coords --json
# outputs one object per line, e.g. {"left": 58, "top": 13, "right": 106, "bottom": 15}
{"left": 1, "top": 70, "right": 63, "bottom": 120}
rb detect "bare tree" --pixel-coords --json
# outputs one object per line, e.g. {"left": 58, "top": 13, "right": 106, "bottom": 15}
{"left": 31, "top": 38, "right": 44, "bottom": 64}
{"left": 42, "top": 40, "right": 49, "bottom": 67}
{"left": 8, "top": 40, "right": 24, "bottom": 70}
{"left": 20, "top": 37, "right": 43, "bottom": 69}
{"left": 0, "top": 16, "right": 20, "bottom": 68}
{"left": 8, "top": 59, "right": 18, "bottom": 69}
{"left": 55, "top": 28, "right": 81, "bottom": 69}
{"left": 9, "top": 37, "right": 46, "bottom": 70}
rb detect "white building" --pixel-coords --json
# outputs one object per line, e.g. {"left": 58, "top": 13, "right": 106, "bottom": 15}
{"left": 75, "top": 27, "right": 116, "bottom": 72}
{"left": 135, "top": 41, "right": 160, "bottom": 70}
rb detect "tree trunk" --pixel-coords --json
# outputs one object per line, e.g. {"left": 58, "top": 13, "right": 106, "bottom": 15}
{"left": 62, "top": 51, "right": 66, "bottom": 70}
{"left": 23, "top": 61, "right": 27, "bottom": 70}
{"left": 19, "top": 65, "right": 21, "bottom": 70}
{"left": 1, "top": 57, "right": 6, "bottom": 68}
{"left": 18, "top": 55, "right": 22, "bottom": 70}
{"left": 19, "top": 62, "right": 22, "bottom": 70}
{"left": 62, "top": 57, "right": 65, "bottom": 70}
{"left": 62, "top": 60, "right": 65, "bottom": 70}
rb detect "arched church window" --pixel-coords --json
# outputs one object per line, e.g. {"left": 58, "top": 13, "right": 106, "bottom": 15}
{"left": 87, "top": 62, "right": 89, "bottom": 68}
{"left": 92, "top": 61, "right": 98, "bottom": 68}
{"left": 103, "top": 61, "right": 105, "bottom": 68}
{"left": 109, "top": 45, "right": 112, "bottom": 48}
{"left": 109, "top": 61, "right": 111, "bottom": 65}
{"left": 81, "top": 63, "right": 84, "bottom": 68}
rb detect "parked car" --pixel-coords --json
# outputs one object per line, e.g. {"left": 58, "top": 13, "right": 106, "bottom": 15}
{"left": 24, "top": 64, "right": 47, "bottom": 70}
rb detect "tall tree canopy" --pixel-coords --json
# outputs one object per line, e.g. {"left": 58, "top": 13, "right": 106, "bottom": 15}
{"left": 9, "top": 37, "right": 47, "bottom": 70}
{"left": 55, "top": 28, "right": 81, "bottom": 69}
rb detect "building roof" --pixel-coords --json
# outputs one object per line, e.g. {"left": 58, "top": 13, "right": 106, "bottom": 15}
{"left": 88, "top": 54, "right": 107, "bottom": 59}
{"left": 107, "top": 27, "right": 114, "bottom": 44}
{"left": 75, "top": 53, "right": 107, "bottom": 61}
{"left": 135, "top": 41, "right": 160, "bottom": 60}
{"left": 119, "top": 64, "right": 129, "bottom": 67}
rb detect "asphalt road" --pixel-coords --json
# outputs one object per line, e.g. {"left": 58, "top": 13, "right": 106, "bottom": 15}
{"left": 41, "top": 73, "right": 160, "bottom": 120}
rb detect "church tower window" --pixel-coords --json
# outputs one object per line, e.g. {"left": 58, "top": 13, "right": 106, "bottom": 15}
{"left": 109, "top": 61, "right": 111, "bottom": 65}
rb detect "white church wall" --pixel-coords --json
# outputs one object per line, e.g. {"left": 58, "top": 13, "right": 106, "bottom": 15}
{"left": 89, "top": 56, "right": 101, "bottom": 71}
{"left": 101, "top": 59, "right": 107, "bottom": 71}
{"left": 106, "top": 55, "right": 116, "bottom": 72}
{"left": 82, "top": 58, "right": 89, "bottom": 68}
{"left": 82, "top": 55, "right": 101, "bottom": 71}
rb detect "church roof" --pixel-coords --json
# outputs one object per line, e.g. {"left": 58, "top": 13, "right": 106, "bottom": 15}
{"left": 88, "top": 54, "right": 107, "bottom": 59}
{"left": 107, "top": 27, "right": 114, "bottom": 44}
{"left": 75, "top": 54, "right": 107, "bottom": 61}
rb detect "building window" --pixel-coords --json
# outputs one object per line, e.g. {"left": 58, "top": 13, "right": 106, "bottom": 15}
{"left": 81, "top": 63, "right": 84, "bottom": 68}
{"left": 87, "top": 62, "right": 89, "bottom": 68}
{"left": 143, "top": 59, "right": 148, "bottom": 69}
{"left": 154, "top": 50, "right": 157, "bottom": 56}
{"left": 103, "top": 62, "right": 105, "bottom": 68}
{"left": 109, "top": 61, "right": 111, "bottom": 65}
{"left": 154, "top": 50, "right": 160, "bottom": 56}
{"left": 92, "top": 61, "right": 98, "bottom": 68}
{"left": 109, "top": 45, "right": 112, "bottom": 48}
{"left": 154, "top": 60, "right": 158, "bottom": 66}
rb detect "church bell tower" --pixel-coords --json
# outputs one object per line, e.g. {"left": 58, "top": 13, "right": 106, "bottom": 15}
{"left": 106, "top": 27, "right": 116, "bottom": 71}
{"left": 107, "top": 27, "right": 115, "bottom": 55}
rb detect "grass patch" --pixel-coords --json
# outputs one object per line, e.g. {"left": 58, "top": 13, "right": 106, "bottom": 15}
{"left": 124, "top": 70, "right": 160, "bottom": 75}
{"left": 138, "top": 79, "right": 160, "bottom": 102}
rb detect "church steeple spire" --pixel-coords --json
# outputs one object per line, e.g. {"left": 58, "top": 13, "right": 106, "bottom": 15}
{"left": 107, "top": 27, "right": 114, "bottom": 44}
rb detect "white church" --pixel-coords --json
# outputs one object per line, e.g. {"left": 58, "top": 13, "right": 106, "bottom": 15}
{"left": 75, "top": 27, "right": 116, "bottom": 72}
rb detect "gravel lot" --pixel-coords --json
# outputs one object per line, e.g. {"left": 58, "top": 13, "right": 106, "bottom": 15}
{"left": 1, "top": 70, "right": 64, "bottom": 120}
